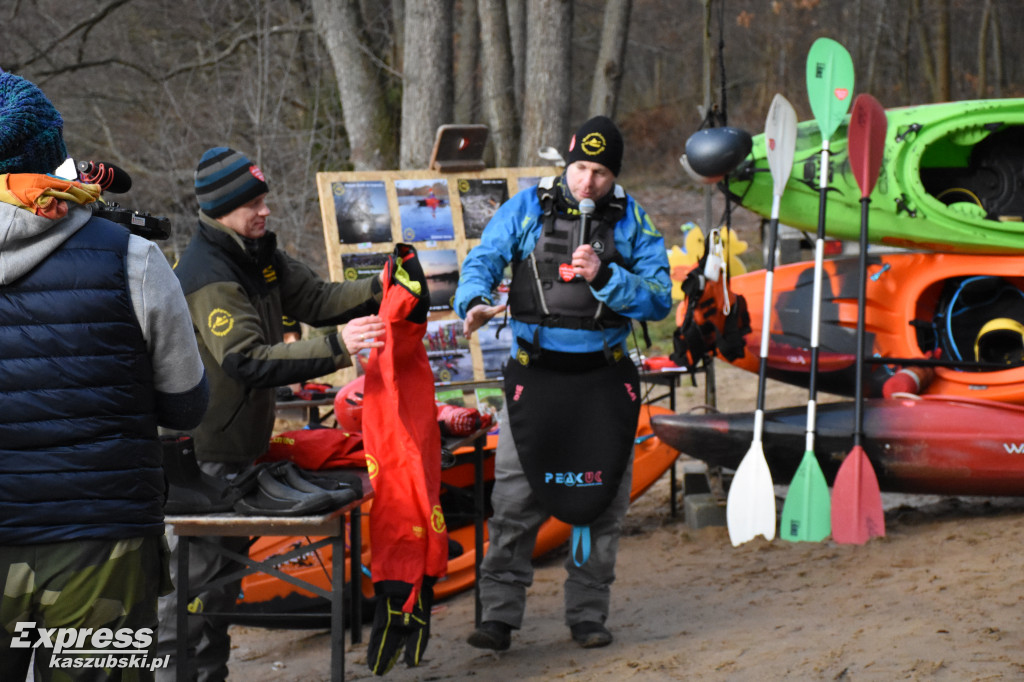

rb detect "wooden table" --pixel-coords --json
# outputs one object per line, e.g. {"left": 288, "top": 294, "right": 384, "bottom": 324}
{"left": 166, "top": 484, "right": 371, "bottom": 682}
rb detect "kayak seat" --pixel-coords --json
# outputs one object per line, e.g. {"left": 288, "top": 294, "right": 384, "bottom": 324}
{"left": 933, "top": 275, "right": 1024, "bottom": 369}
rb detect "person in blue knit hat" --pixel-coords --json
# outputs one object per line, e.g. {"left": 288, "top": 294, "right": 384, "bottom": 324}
{"left": 156, "top": 146, "right": 386, "bottom": 681}
{"left": 0, "top": 71, "right": 209, "bottom": 680}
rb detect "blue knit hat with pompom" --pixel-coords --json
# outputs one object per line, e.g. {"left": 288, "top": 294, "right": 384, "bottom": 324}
{"left": 0, "top": 72, "right": 67, "bottom": 175}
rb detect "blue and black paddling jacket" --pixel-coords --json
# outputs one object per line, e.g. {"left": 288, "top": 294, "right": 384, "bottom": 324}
{"left": 454, "top": 178, "right": 673, "bottom": 360}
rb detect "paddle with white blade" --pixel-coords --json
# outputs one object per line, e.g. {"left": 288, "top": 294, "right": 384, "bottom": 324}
{"left": 831, "top": 93, "right": 887, "bottom": 545}
{"left": 725, "top": 94, "right": 797, "bottom": 546}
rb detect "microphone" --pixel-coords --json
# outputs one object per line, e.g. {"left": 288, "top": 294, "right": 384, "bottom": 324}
{"left": 578, "top": 198, "right": 595, "bottom": 248}
{"left": 77, "top": 160, "right": 132, "bottom": 193}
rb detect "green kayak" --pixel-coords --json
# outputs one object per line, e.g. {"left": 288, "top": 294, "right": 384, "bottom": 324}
{"left": 718, "top": 98, "right": 1024, "bottom": 254}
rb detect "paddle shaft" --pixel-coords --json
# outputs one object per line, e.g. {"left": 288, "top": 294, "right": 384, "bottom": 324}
{"left": 757, "top": 199, "right": 781, "bottom": 417}
{"left": 853, "top": 196, "right": 870, "bottom": 445}
{"left": 804, "top": 145, "right": 830, "bottom": 453}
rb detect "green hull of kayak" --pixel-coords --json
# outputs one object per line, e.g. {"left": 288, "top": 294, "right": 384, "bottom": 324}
{"left": 724, "top": 98, "right": 1024, "bottom": 254}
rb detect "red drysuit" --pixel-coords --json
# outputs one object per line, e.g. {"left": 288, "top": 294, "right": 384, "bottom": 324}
{"left": 362, "top": 244, "right": 447, "bottom": 612}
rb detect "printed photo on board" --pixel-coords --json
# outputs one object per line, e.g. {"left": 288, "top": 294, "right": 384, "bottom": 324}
{"left": 341, "top": 251, "right": 390, "bottom": 282}
{"left": 425, "top": 319, "right": 472, "bottom": 383}
{"left": 333, "top": 180, "right": 392, "bottom": 244}
{"left": 395, "top": 178, "right": 455, "bottom": 242}
{"left": 458, "top": 178, "right": 509, "bottom": 239}
{"left": 419, "top": 248, "right": 460, "bottom": 311}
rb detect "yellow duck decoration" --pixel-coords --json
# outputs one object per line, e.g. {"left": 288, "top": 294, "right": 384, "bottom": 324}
{"left": 669, "top": 222, "right": 749, "bottom": 300}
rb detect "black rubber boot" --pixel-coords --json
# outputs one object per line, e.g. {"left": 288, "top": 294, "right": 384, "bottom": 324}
{"left": 160, "top": 435, "right": 233, "bottom": 514}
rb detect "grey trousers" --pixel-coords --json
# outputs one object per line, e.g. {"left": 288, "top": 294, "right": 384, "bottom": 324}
{"left": 478, "top": 405, "right": 633, "bottom": 629}
{"left": 156, "top": 462, "right": 248, "bottom": 682}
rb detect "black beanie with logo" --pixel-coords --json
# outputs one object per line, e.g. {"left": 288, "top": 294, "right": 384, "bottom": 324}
{"left": 564, "top": 115, "right": 623, "bottom": 176}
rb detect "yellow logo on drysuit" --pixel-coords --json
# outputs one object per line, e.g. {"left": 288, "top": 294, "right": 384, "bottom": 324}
{"left": 580, "top": 132, "right": 607, "bottom": 157}
{"left": 208, "top": 308, "right": 234, "bottom": 336}
{"left": 515, "top": 348, "right": 531, "bottom": 366}
{"left": 431, "top": 505, "right": 446, "bottom": 534}
{"left": 366, "top": 453, "right": 379, "bottom": 479}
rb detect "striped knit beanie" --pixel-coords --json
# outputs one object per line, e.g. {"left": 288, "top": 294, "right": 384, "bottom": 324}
{"left": 194, "top": 147, "right": 269, "bottom": 218}
{"left": 0, "top": 72, "right": 67, "bottom": 175}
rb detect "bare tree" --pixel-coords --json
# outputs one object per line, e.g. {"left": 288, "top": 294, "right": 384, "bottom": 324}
{"left": 311, "top": 0, "right": 399, "bottom": 170}
{"left": 400, "top": 0, "right": 455, "bottom": 169}
{"left": 976, "top": 0, "right": 1003, "bottom": 97}
{"left": 589, "top": 0, "right": 632, "bottom": 117}
{"left": 454, "top": 0, "right": 481, "bottom": 123}
{"left": 479, "top": 0, "right": 519, "bottom": 165}
{"left": 910, "top": 0, "right": 951, "bottom": 102}
{"left": 507, "top": 0, "right": 528, "bottom": 117}
{"left": 518, "top": 0, "right": 573, "bottom": 165}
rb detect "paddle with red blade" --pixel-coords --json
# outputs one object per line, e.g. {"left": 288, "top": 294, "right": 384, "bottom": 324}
{"left": 725, "top": 94, "right": 797, "bottom": 546}
{"left": 831, "top": 93, "right": 887, "bottom": 545}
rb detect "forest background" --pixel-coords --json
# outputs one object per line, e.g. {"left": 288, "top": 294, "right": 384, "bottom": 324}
{"left": 2, "top": 0, "right": 1021, "bottom": 269}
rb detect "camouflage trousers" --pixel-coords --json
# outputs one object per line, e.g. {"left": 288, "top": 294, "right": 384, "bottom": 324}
{"left": 0, "top": 536, "right": 171, "bottom": 682}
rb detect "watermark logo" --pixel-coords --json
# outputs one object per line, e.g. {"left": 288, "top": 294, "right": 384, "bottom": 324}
{"left": 11, "top": 622, "right": 169, "bottom": 673}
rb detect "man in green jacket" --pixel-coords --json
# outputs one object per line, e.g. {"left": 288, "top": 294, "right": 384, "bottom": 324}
{"left": 157, "top": 147, "right": 385, "bottom": 681}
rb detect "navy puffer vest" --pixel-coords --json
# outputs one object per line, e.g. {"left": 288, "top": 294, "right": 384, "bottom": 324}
{"left": 0, "top": 217, "right": 163, "bottom": 544}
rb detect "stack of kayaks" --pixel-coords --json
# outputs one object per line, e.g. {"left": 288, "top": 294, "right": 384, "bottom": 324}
{"left": 655, "top": 97, "right": 1024, "bottom": 498}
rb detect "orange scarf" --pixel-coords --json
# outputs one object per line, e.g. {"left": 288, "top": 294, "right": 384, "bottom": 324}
{"left": 0, "top": 173, "right": 102, "bottom": 220}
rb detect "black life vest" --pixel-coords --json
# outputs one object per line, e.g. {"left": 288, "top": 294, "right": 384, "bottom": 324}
{"left": 507, "top": 177, "right": 630, "bottom": 330}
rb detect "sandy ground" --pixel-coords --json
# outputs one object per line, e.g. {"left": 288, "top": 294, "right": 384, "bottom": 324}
{"left": 222, "top": 362, "right": 1024, "bottom": 681}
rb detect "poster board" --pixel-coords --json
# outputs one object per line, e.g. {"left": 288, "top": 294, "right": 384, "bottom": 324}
{"left": 317, "top": 166, "right": 558, "bottom": 388}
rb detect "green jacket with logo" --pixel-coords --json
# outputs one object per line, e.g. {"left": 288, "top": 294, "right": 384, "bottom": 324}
{"left": 174, "top": 213, "right": 381, "bottom": 463}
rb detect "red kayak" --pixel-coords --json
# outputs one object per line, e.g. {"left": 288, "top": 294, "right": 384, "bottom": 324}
{"left": 651, "top": 395, "right": 1024, "bottom": 496}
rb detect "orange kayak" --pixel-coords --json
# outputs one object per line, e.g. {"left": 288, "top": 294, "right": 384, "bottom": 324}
{"left": 720, "top": 251, "right": 1024, "bottom": 402}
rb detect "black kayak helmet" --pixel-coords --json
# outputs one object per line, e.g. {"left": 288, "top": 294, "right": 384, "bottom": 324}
{"left": 684, "top": 127, "right": 753, "bottom": 179}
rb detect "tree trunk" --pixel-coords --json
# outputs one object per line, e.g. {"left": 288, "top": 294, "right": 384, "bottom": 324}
{"left": 910, "top": 0, "right": 938, "bottom": 102}
{"left": 400, "top": 0, "right": 455, "bottom": 169}
{"left": 991, "top": 2, "right": 1003, "bottom": 97}
{"left": 977, "top": 0, "right": 992, "bottom": 97}
{"left": 479, "top": 0, "right": 519, "bottom": 166}
{"left": 455, "top": 0, "right": 481, "bottom": 123}
{"left": 518, "top": 0, "right": 572, "bottom": 166}
{"left": 588, "top": 0, "right": 632, "bottom": 117}
{"left": 933, "top": 0, "right": 950, "bottom": 101}
{"left": 311, "top": 0, "right": 398, "bottom": 170}
{"left": 863, "top": 0, "right": 886, "bottom": 94}
{"left": 507, "top": 0, "right": 527, "bottom": 118}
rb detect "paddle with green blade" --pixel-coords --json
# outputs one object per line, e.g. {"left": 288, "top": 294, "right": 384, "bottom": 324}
{"left": 725, "top": 93, "right": 797, "bottom": 546}
{"left": 831, "top": 93, "right": 887, "bottom": 545}
{"left": 784, "top": 38, "right": 854, "bottom": 543}
{"left": 778, "top": 100, "right": 831, "bottom": 543}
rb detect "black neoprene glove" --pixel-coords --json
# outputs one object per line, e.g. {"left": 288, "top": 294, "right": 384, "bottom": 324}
{"left": 366, "top": 578, "right": 434, "bottom": 675}
{"left": 403, "top": 578, "right": 435, "bottom": 666}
